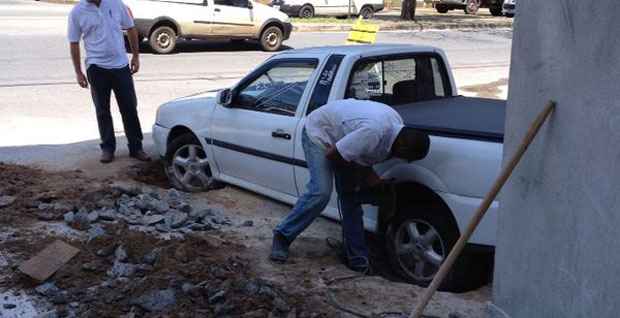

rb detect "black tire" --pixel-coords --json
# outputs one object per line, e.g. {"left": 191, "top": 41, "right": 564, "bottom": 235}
{"left": 435, "top": 4, "right": 449, "bottom": 13}
{"left": 505, "top": 13, "right": 514, "bottom": 18}
{"left": 298, "top": 5, "right": 314, "bottom": 18}
{"left": 149, "top": 25, "right": 176, "bottom": 54}
{"left": 464, "top": 0, "right": 480, "bottom": 14}
{"left": 386, "top": 203, "right": 473, "bottom": 292}
{"left": 260, "top": 26, "right": 283, "bottom": 52}
{"left": 359, "top": 6, "right": 374, "bottom": 19}
{"left": 489, "top": 4, "right": 503, "bottom": 16}
{"left": 165, "top": 133, "right": 213, "bottom": 193}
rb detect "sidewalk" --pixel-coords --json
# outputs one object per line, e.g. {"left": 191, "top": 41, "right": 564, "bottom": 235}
{"left": 294, "top": 8, "right": 513, "bottom": 32}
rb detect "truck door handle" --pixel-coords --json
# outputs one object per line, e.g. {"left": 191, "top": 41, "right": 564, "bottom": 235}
{"left": 272, "top": 130, "right": 291, "bottom": 140}
{"left": 214, "top": 8, "right": 221, "bottom": 12}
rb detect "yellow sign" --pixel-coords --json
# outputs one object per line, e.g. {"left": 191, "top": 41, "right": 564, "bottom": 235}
{"left": 346, "top": 17, "right": 379, "bottom": 45}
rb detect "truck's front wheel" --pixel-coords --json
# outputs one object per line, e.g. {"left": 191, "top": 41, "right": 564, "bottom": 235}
{"left": 165, "top": 133, "right": 213, "bottom": 192}
{"left": 149, "top": 26, "right": 177, "bottom": 54}
{"left": 260, "top": 26, "right": 283, "bottom": 52}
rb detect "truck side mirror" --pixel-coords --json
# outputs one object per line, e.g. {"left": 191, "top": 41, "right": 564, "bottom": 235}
{"left": 217, "top": 88, "right": 233, "bottom": 107}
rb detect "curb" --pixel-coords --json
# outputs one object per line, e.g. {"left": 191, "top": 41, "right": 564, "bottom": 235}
{"left": 293, "top": 21, "right": 512, "bottom": 32}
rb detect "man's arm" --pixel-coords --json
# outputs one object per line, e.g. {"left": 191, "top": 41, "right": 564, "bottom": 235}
{"left": 126, "top": 27, "right": 140, "bottom": 74}
{"left": 326, "top": 145, "right": 384, "bottom": 187}
{"left": 70, "top": 42, "right": 88, "bottom": 88}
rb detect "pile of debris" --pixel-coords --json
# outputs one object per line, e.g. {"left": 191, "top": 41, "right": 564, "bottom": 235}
{"left": 61, "top": 186, "right": 235, "bottom": 239}
{"left": 9, "top": 228, "right": 299, "bottom": 318}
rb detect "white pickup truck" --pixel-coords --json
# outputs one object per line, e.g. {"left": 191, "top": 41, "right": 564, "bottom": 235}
{"left": 152, "top": 44, "right": 504, "bottom": 291}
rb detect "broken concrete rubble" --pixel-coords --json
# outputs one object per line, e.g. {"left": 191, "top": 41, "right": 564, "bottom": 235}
{"left": 0, "top": 195, "right": 16, "bottom": 207}
{"left": 130, "top": 288, "right": 176, "bottom": 312}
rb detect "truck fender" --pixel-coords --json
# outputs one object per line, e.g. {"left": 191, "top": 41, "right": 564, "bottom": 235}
{"left": 379, "top": 162, "right": 449, "bottom": 193}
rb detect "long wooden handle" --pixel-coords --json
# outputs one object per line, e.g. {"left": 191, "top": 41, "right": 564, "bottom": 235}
{"left": 410, "top": 101, "right": 556, "bottom": 318}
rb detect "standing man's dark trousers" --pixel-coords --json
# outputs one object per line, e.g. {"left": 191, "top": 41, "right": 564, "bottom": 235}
{"left": 86, "top": 64, "right": 144, "bottom": 155}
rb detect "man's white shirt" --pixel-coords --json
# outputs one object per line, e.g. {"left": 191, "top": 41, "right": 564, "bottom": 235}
{"left": 68, "top": 0, "right": 134, "bottom": 69}
{"left": 305, "top": 99, "right": 405, "bottom": 167}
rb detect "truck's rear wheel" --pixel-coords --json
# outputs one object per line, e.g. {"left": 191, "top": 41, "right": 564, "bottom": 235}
{"left": 149, "top": 25, "right": 176, "bottom": 54}
{"left": 260, "top": 26, "right": 283, "bottom": 52}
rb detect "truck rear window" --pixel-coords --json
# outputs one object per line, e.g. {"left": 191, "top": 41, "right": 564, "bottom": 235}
{"left": 346, "top": 54, "right": 452, "bottom": 106}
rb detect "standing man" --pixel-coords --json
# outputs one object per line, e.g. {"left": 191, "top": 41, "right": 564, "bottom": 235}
{"left": 68, "top": 0, "right": 150, "bottom": 163}
{"left": 270, "top": 72, "right": 428, "bottom": 273}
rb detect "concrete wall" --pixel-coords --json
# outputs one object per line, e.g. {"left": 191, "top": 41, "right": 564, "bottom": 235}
{"left": 491, "top": 1, "right": 620, "bottom": 318}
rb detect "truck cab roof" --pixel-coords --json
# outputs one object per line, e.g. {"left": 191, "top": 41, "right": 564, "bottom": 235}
{"left": 275, "top": 44, "right": 443, "bottom": 59}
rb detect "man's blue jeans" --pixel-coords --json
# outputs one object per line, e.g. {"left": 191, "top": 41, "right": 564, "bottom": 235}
{"left": 274, "top": 130, "right": 369, "bottom": 269}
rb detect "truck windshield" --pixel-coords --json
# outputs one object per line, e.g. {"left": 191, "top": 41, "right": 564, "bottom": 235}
{"left": 346, "top": 54, "right": 451, "bottom": 106}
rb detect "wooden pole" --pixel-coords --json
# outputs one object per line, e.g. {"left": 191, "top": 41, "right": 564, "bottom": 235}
{"left": 410, "top": 101, "right": 556, "bottom": 318}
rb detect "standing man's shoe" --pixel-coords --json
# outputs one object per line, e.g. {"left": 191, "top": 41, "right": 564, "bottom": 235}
{"left": 100, "top": 151, "right": 114, "bottom": 164}
{"left": 270, "top": 232, "right": 290, "bottom": 263}
{"left": 130, "top": 150, "right": 151, "bottom": 162}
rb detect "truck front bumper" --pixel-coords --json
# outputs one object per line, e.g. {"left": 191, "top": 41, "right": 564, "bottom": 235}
{"left": 152, "top": 123, "right": 171, "bottom": 159}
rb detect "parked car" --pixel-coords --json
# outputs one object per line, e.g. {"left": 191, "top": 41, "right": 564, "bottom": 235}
{"left": 433, "top": 0, "right": 504, "bottom": 15}
{"left": 502, "top": 0, "right": 515, "bottom": 17}
{"left": 270, "top": 0, "right": 384, "bottom": 19}
{"left": 152, "top": 44, "right": 504, "bottom": 292}
{"left": 123, "top": 0, "right": 292, "bottom": 53}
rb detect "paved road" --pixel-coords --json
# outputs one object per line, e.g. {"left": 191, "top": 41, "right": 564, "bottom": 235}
{"left": 0, "top": 0, "right": 511, "bottom": 170}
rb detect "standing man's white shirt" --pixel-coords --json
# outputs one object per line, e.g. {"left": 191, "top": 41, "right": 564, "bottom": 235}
{"left": 305, "top": 99, "right": 405, "bottom": 167}
{"left": 67, "top": 0, "right": 134, "bottom": 69}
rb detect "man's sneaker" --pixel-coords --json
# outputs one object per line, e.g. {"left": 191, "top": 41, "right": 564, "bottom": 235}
{"left": 270, "top": 232, "right": 290, "bottom": 263}
{"left": 130, "top": 150, "right": 151, "bottom": 162}
{"left": 100, "top": 151, "right": 114, "bottom": 164}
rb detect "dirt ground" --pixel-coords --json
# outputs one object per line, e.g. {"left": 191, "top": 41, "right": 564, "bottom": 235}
{"left": 0, "top": 161, "right": 491, "bottom": 318}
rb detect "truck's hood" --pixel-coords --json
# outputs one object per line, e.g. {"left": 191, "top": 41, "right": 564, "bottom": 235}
{"left": 155, "top": 90, "right": 220, "bottom": 129}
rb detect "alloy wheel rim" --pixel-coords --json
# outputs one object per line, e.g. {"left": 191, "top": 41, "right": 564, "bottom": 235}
{"left": 171, "top": 144, "right": 212, "bottom": 191}
{"left": 467, "top": 0, "right": 479, "bottom": 12}
{"left": 394, "top": 219, "right": 446, "bottom": 282}
{"left": 266, "top": 32, "right": 279, "bottom": 47}
{"left": 157, "top": 32, "right": 170, "bottom": 48}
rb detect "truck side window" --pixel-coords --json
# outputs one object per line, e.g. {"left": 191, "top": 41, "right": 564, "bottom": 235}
{"left": 235, "top": 60, "right": 318, "bottom": 116}
{"left": 307, "top": 54, "right": 344, "bottom": 114}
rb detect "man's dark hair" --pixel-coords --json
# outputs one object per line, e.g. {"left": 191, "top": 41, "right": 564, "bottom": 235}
{"left": 392, "top": 128, "right": 430, "bottom": 162}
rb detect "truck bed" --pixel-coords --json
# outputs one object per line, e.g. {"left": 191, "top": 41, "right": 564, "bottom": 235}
{"left": 393, "top": 96, "right": 506, "bottom": 143}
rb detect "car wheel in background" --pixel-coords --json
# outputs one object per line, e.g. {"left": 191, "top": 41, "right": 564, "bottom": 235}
{"left": 359, "top": 6, "right": 374, "bottom": 19}
{"left": 299, "top": 5, "right": 314, "bottom": 18}
{"left": 260, "top": 26, "right": 283, "bottom": 52}
{"left": 464, "top": 0, "right": 480, "bottom": 14}
{"left": 489, "top": 4, "right": 503, "bottom": 16}
{"left": 149, "top": 26, "right": 176, "bottom": 54}
{"left": 435, "top": 4, "right": 449, "bottom": 13}
{"left": 165, "top": 133, "right": 213, "bottom": 192}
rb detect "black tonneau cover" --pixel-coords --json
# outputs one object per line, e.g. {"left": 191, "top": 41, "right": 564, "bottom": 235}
{"left": 393, "top": 96, "right": 506, "bottom": 143}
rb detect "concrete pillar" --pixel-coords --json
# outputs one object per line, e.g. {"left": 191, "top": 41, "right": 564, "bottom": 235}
{"left": 491, "top": 1, "right": 620, "bottom": 317}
